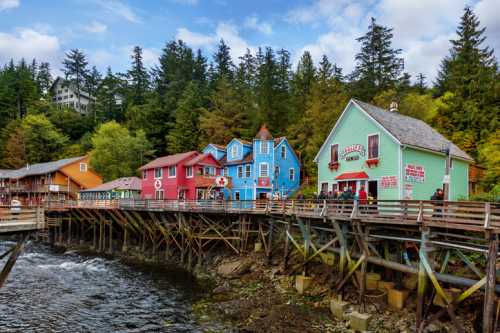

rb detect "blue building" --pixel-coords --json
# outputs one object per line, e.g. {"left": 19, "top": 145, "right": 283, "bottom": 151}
{"left": 203, "top": 125, "right": 301, "bottom": 200}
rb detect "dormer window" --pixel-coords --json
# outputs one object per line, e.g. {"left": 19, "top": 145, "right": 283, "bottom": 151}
{"left": 232, "top": 145, "right": 238, "bottom": 158}
{"left": 260, "top": 141, "right": 268, "bottom": 154}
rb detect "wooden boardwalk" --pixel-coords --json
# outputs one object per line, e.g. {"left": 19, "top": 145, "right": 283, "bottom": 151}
{"left": 0, "top": 206, "right": 45, "bottom": 234}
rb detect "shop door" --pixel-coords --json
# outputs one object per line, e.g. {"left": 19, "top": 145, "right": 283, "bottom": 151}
{"left": 368, "top": 181, "right": 378, "bottom": 199}
{"left": 348, "top": 181, "right": 357, "bottom": 194}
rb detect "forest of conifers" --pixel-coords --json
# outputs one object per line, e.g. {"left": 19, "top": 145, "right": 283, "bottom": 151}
{"left": 0, "top": 7, "right": 498, "bottom": 199}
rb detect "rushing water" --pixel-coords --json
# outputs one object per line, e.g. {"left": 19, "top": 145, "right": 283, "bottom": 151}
{"left": 0, "top": 239, "right": 212, "bottom": 333}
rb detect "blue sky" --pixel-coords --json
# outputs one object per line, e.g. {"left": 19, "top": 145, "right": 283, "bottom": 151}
{"left": 0, "top": 0, "right": 498, "bottom": 82}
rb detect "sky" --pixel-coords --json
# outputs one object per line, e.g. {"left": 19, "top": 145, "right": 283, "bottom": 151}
{"left": 0, "top": 0, "right": 499, "bottom": 83}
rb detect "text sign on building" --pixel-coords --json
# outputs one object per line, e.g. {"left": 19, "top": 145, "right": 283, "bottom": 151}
{"left": 258, "top": 177, "right": 270, "bottom": 187}
{"left": 340, "top": 144, "right": 366, "bottom": 161}
{"left": 49, "top": 184, "right": 60, "bottom": 192}
{"left": 380, "top": 176, "right": 398, "bottom": 189}
{"left": 405, "top": 164, "right": 425, "bottom": 183}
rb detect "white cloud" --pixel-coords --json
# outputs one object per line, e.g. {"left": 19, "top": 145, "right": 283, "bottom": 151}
{"left": 475, "top": 0, "right": 500, "bottom": 55}
{"left": 244, "top": 15, "right": 272, "bottom": 35}
{"left": 0, "top": 0, "right": 19, "bottom": 11}
{"left": 120, "top": 45, "right": 160, "bottom": 68}
{"left": 0, "top": 28, "right": 60, "bottom": 64}
{"left": 93, "top": 0, "right": 140, "bottom": 23}
{"left": 176, "top": 22, "right": 254, "bottom": 59}
{"left": 84, "top": 21, "right": 107, "bottom": 34}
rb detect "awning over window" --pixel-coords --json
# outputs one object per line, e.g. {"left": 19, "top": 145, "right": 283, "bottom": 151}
{"left": 335, "top": 171, "right": 369, "bottom": 180}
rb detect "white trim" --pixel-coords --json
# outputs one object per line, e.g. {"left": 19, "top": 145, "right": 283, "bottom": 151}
{"left": 403, "top": 144, "right": 473, "bottom": 163}
{"left": 274, "top": 138, "right": 301, "bottom": 166}
{"left": 399, "top": 146, "right": 403, "bottom": 200}
{"left": 186, "top": 166, "right": 193, "bottom": 178}
{"left": 231, "top": 145, "right": 238, "bottom": 159}
{"left": 168, "top": 165, "right": 176, "bottom": 178}
{"left": 259, "top": 162, "right": 269, "bottom": 177}
{"left": 245, "top": 164, "right": 251, "bottom": 178}
{"left": 142, "top": 170, "right": 147, "bottom": 180}
{"left": 154, "top": 167, "right": 163, "bottom": 179}
{"left": 79, "top": 163, "right": 88, "bottom": 172}
{"left": 237, "top": 165, "right": 243, "bottom": 178}
{"left": 314, "top": 99, "right": 401, "bottom": 163}
{"left": 289, "top": 168, "right": 295, "bottom": 181}
{"left": 259, "top": 141, "right": 269, "bottom": 154}
{"left": 367, "top": 132, "right": 380, "bottom": 159}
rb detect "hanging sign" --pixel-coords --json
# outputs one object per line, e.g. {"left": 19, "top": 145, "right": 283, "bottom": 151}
{"left": 154, "top": 179, "right": 162, "bottom": 190}
{"left": 215, "top": 176, "right": 229, "bottom": 187}
{"left": 340, "top": 144, "right": 366, "bottom": 161}
{"left": 258, "top": 177, "right": 270, "bottom": 187}
{"left": 405, "top": 164, "right": 425, "bottom": 183}
{"left": 442, "top": 174, "right": 451, "bottom": 184}
{"left": 380, "top": 176, "right": 398, "bottom": 189}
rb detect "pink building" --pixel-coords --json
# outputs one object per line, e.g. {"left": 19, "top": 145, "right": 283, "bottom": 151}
{"left": 139, "top": 151, "right": 228, "bottom": 200}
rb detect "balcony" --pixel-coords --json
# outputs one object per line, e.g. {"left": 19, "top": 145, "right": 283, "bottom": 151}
{"left": 194, "top": 175, "right": 232, "bottom": 188}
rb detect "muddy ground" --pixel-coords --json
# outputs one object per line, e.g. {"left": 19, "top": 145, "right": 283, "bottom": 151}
{"left": 193, "top": 249, "right": 483, "bottom": 333}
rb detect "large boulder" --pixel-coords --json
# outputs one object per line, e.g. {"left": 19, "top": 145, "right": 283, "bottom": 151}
{"left": 217, "top": 259, "right": 251, "bottom": 278}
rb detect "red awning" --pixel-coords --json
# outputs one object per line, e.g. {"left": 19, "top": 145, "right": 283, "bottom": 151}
{"left": 335, "top": 171, "right": 369, "bottom": 180}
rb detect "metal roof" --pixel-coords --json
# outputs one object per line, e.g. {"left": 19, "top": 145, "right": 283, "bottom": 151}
{"left": 0, "top": 156, "right": 86, "bottom": 179}
{"left": 352, "top": 99, "right": 473, "bottom": 161}
{"left": 139, "top": 151, "right": 198, "bottom": 171}
{"left": 80, "top": 177, "right": 141, "bottom": 192}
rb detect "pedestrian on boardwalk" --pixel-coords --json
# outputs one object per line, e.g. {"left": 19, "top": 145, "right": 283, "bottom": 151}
{"left": 431, "top": 188, "right": 444, "bottom": 218}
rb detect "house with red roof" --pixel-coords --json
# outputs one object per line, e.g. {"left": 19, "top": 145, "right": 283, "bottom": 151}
{"left": 139, "top": 151, "right": 227, "bottom": 200}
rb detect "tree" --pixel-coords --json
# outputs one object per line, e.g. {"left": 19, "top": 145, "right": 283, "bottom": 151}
{"left": 127, "top": 46, "right": 150, "bottom": 105}
{"left": 85, "top": 66, "right": 102, "bottom": 101}
{"left": 36, "top": 62, "right": 53, "bottom": 96}
{"left": 1, "top": 122, "right": 26, "bottom": 168}
{"left": 350, "top": 17, "right": 404, "bottom": 100}
{"left": 62, "top": 49, "right": 89, "bottom": 110}
{"left": 166, "top": 82, "right": 202, "bottom": 153}
{"left": 478, "top": 130, "right": 500, "bottom": 191}
{"left": 415, "top": 73, "right": 427, "bottom": 93}
{"left": 90, "top": 121, "right": 153, "bottom": 181}
{"left": 211, "top": 39, "right": 234, "bottom": 85}
{"left": 95, "top": 67, "right": 123, "bottom": 122}
{"left": 291, "top": 51, "right": 316, "bottom": 122}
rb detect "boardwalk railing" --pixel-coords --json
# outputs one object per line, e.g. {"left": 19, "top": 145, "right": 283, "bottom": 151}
{"left": 0, "top": 206, "right": 46, "bottom": 233}
{"left": 46, "top": 199, "right": 500, "bottom": 232}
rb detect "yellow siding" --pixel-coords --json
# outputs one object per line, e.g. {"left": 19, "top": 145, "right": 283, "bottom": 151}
{"left": 60, "top": 156, "right": 103, "bottom": 189}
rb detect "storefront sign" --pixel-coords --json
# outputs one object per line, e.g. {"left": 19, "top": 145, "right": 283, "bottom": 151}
{"left": 380, "top": 176, "right": 398, "bottom": 189}
{"left": 405, "top": 164, "right": 425, "bottom": 183}
{"left": 49, "top": 184, "right": 59, "bottom": 192}
{"left": 404, "top": 184, "right": 413, "bottom": 199}
{"left": 258, "top": 177, "right": 270, "bottom": 187}
{"left": 340, "top": 144, "right": 366, "bottom": 160}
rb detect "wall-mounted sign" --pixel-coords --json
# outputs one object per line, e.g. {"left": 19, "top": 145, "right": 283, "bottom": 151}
{"left": 380, "top": 176, "right": 398, "bottom": 189}
{"left": 404, "top": 184, "right": 413, "bottom": 199}
{"left": 340, "top": 144, "right": 366, "bottom": 160}
{"left": 442, "top": 174, "right": 451, "bottom": 184}
{"left": 405, "top": 164, "right": 425, "bottom": 183}
{"left": 49, "top": 184, "right": 59, "bottom": 192}
{"left": 258, "top": 177, "right": 270, "bottom": 187}
{"left": 154, "top": 179, "right": 162, "bottom": 190}
{"left": 215, "top": 176, "right": 229, "bottom": 187}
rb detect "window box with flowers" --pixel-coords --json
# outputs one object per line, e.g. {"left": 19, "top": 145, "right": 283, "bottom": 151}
{"left": 365, "top": 158, "right": 379, "bottom": 167}
{"left": 328, "top": 161, "right": 340, "bottom": 171}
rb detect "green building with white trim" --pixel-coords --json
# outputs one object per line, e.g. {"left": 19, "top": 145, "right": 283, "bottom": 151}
{"left": 314, "top": 99, "right": 473, "bottom": 201}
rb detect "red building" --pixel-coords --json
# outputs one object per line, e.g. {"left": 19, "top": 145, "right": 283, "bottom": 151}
{"left": 139, "top": 151, "right": 229, "bottom": 200}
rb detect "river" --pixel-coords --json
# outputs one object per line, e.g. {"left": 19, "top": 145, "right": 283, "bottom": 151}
{"left": 0, "top": 239, "right": 216, "bottom": 333}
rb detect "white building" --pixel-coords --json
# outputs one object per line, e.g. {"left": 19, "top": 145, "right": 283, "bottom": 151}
{"left": 50, "top": 77, "right": 96, "bottom": 113}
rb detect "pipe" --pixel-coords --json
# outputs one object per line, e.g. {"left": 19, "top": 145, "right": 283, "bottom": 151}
{"left": 327, "top": 246, "right": 500, "bottom": 293}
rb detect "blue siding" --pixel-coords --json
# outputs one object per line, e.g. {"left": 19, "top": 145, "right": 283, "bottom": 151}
{"left": 202, "top": 145, "right": 226, "bottom": 161}
{"left": 274, "top": 139, "right": 301, "bottom": 198}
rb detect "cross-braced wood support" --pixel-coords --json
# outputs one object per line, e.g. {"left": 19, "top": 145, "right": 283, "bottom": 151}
{"left": 0, "top": 233, "right": 29, "bottom": 288}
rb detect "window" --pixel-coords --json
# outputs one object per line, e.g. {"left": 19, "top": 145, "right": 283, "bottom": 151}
{"left": 234, "top": 191, "right": 240, "bottom": 201}
{"left": 142, "top": 170, "right": 147, "bottom": 179}
{"left": 168, "top": 166, "right": 176, "bottom": 178}
{"left": 79, "top": 163, "right": 87, "bottom": 172}
{"left": 368, "top": 134, "right": 379, "bottom": 159}
{"left": 289, "top": 168, "right": 295, "bottom": 181}
{"left": 321, "top": 182, "right": 328, "bottom": 194}
{"left": 186, "top": 166, "right": 193, "bottom": 178}
{"left": 155, "top": 189, "right": 164, "bottom": 200}
{"left": 238, "top": 166, "right": 243, "bottom": 178}
{"left": 260, "top": 141, "right": 268, "bottom": 154}
{"left": 330, "top": 144, "right": 339, "bottom": 163}
{"left": 232, "top": 145, "right": 238, "bottom": 158}
{"left": 155, "top": 168, "right": 163, "bottom": 179}
{"left": 204, "top": 166, "right": 215, "bottom": 176}
{"left": 281, "top": 145, "right": 286, "bottom": 159}
{"left": 224, "top": 167, "right": 228, "bottom": 176}
{"left": 275, "top": 166, "right": 280, "bottom": 176}
{"left": 245, "top": 165, "right": 251, "bottom": 178}
{"left": 260, "top": 163, "right": 269, "bottom": 177}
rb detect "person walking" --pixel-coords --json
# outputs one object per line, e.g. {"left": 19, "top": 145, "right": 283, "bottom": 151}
{"left": 431, "top": 188, "right": 444, "bottom": 218}
{"left": 359, "top": 186, "right": 367, "bottom": 205}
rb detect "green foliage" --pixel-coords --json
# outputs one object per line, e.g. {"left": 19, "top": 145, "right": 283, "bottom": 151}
{"left": 90, "top": 121, "right": 153, "bottom": 181}
{"left": 478, "top": 130, "right": 500, "bottom": 191}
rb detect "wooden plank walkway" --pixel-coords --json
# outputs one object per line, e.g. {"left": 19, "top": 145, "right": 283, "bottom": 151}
{"left": 48, "top": 199, "right": 500, "bottom": 233}
{"left": 0, "top": 207, "right": 45, "bottom": 234}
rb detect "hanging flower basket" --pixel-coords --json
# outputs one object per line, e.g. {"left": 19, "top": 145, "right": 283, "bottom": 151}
{"left": 328, "top": 161, "right": 340, "bottom": 171}
{"left": 366, "top": 158, "right": 379, "bottom": 168}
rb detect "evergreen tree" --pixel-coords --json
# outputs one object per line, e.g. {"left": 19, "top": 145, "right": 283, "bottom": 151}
{"left": 211, "top": 39, "right": 234, "bottom": 85}
{"left": 166, "top": 82, "right": 202, "bottom": 153}
{"left": 85, "top": 66, "right": 102, "bottom": 101}
{"left": 291, "top": 51, "right": 316, "bottom": 122}
{"left": 62, "top": 49, "right": 89, "bottom": 110}
{"left": 95, "top": 67, "right": 123, "bottom": 122}
{"left": 415, "top": 73, "right": 427, "bottom": 93}
{"left": 36, "top": 62, "right": 53, "bottom": 96}
{"left": 127, "top": 46, "right": 150, "bottom": 105}
{"left": 350, "top": 17, "right": 404, "bottom": 100}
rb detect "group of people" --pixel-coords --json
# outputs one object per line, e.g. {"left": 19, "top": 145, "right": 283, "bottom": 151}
{"left": 316, "top": 186, "right": 372, "bottom": 204}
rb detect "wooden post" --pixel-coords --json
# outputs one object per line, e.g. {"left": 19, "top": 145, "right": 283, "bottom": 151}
{"left": 93, "top": 221, "right": 97, "bottom": 249}
{"left": 67, "top": 217, "right": 72, "bottom": 245}
{"left": 99, "top": 219, "right": 104, "bottom": 252}
{"left": 0, "top": 234, "right": 28, "bottom": 288}
{"left": 484, "top": 233, "right": 498, "bottom": 333}
{"left": 266, "top": 219, "right": 275, "bottom": 263}
{"left": 283, "top": 218, "right": 291, "bottom": 269}
{"left": 80, "top": 221, "right": 84, "bottom": 245}
{"left": 108, "top": 221, "right": 113, "bottom": 253}
{"left": 122, "top": 227, "right": 128, "bottom": 253}
{"left": 416, "top": 228, "right": 429, "bottom": 329}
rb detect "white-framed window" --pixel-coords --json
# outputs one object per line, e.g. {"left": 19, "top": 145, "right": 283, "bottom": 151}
{"left": 203, "top": 166, "right": 215, "bottom": 176}
{"left": 260, "top": 163, "right": 269, "bottom": 177}
{"left": 281, "top": 145, "right": 286, "bottom": 159}
{"left": 232, "top": 145, "right": 238, "bottom": 158}
{"left": 224, "top": 167, "right": 228, "bottom": 176}
{"left": 168, "top": 165, "right": 176, "bottom": 178}
{"left": 275, "top": 166, "right": 280, "bottom": 176}
{"left": 142, "top": 170, "right": 147, "bottom": 179}
{"left": 245, "top": 165, "right": 251, "bottom": 178}
{"left": 238, "top": 166, "right": 243, "bottom": 178}
{"left": 260, "top": 141, "right": 268, "bottom": 154}
{"left": 155, "top": 189, "right": 164, "bottom": 200}
{"left": 186, "top": 166, "right": 193, "bottom": 178}
{"left": 154, "top": 167, "right": 163, "bottom": 179}
{"left": 289, "top": 168, "right": 295, "bottom": 181}
{"left": 80, "top": 163, "right": 87, "bottom": 172}
{"left": 368, "top": 134, "right": 379, "bottom": 159}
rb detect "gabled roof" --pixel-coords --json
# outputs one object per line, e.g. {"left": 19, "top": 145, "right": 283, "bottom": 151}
{"left": 222, "top": 151, "right": 254, "bottom": 166}
{"left": 314, "top": 99, "right": 473, "bottom": 162}
{"left": 352, "top": 99, "right": 472, "bottom": 161}
{"left": 207, "top": 143, "right": 227, "bottom": 151}
{"left": 0, "top": 156, "right": 87, "bottom": 179}
{"left": 139, "top": 151, "right": 198, "bottom": 171}
{"left": 255, "top": 124, "right": 273, "bottom": 140}
{"left": 274, "top": 137, "right": 285, "bottom": 146}
{"left": 81, "top": 177, "right": 141, "bottom": 192}
{"left": 184, "top": 153, "right": 221, "bottom": 167}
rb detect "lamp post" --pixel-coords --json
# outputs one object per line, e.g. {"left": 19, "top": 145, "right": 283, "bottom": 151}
{"left": 442, "top": 145, "right": 451, "bottom": 201}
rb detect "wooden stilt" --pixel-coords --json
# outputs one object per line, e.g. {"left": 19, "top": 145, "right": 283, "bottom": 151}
{"left": 283, "top": 218, "right": 291, "bottom": 269}
{"left": 416, "top": 227, "right": 429, "bottom": 329}
{"left": 484, "top": 233, "right": 498, "bottom": 333}
{"left": 0, "top": 233, "right": 28, "bottom": 288}
{"left": 108, "top": 221, "right": 113, "bottom": 253}
{"left": 67, "top": 216, "right": 72, "bottom": 245}
{"left": 93, "top": 221, "right": 97, "bottom": 249}
{"left": 122, "top": 227, "right": 128, "bottom": 253}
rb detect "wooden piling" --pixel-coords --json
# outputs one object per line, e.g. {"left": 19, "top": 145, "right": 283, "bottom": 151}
{"left": 416, "top": 228, "right": 429, "bottom": 329}
{"left": 483, "top": 233, "right": 498, "bottom": 333}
